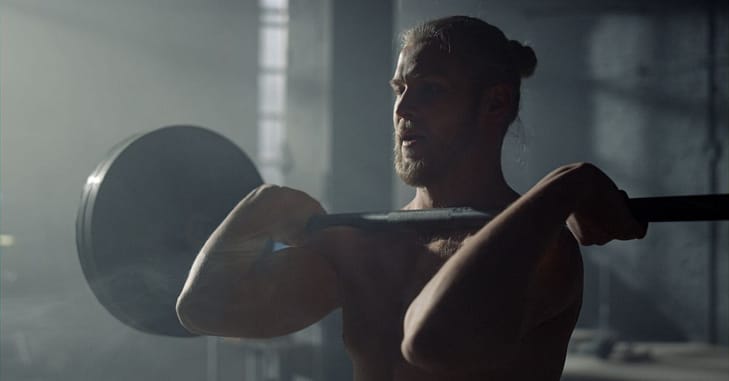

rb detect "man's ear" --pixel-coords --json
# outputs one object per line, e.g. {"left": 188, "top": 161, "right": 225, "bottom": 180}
{"left": 480, "top": 84, "right": 516, "bottom": 123}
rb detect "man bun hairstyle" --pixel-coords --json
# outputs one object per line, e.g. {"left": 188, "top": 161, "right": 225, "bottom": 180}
{"left": 401, "top": 16, "right": 537, "bottom": 125}
{"left": 507, "top": 39, "right": 537, "bottom": 79}
{"left": 401, "top": 15, "right": 538, "bottom": 85}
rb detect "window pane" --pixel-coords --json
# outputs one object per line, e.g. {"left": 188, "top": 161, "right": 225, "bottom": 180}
{"left": 259, "top": 0, "right": 288, "bottom": 10}
{"left": 259, "top": 73, "right": 286, "bottom": 114}
{"left": 258, "top": 118, "right": 284, "bottom": 161}
{"left": 262, "top": 12, "right": 289, "bottom": 25}
{"left": 259, "top": 26, "right": 288, "bottom": 69}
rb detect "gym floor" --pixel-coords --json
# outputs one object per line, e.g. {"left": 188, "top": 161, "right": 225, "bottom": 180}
{"left": 563, "top": 330, "right": 729, "bottom": 381}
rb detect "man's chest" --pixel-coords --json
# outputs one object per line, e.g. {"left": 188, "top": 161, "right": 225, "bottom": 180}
{"left": 335, "top": 235, "right": 468, "bottom": 357}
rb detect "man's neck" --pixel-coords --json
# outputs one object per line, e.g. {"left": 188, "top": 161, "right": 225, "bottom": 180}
{"left": 406, "top": 164, "right": 519, "bottom": 212}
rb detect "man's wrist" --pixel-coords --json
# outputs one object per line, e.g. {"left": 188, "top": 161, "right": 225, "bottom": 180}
{"left": 538, "top": 163, "right": 592, "bottom": 219}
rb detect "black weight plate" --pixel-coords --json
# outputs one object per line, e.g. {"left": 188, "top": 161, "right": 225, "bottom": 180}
{"left": 77, "top": 126, "right": 263, "bottom": 337}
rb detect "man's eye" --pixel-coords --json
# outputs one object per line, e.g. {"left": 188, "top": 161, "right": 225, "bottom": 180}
{"left": 422, "top": 83, "right": 444, "bottom": 95}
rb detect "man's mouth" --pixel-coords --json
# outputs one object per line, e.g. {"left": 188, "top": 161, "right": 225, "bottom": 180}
{"left": 402, "top": 137, "right": 423, "bottom": 147}
{"left": 399, "top": 132, "right": 426, "bottom": 146}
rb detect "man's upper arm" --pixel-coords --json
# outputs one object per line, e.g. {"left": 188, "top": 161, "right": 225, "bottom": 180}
{"left": 242, "top": 242, "right": 341, "bottom": 336}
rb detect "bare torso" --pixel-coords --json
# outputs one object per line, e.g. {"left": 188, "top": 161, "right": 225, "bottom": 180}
{"left": 326, "top": 229, "right": 582, "bottom": 381}
{"left": 179, "top": 166, "right": 640, "bottom": 379}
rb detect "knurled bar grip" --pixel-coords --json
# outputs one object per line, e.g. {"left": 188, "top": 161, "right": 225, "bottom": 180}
{"left": 306, "top": 194, "right": 729, "bottom": 232}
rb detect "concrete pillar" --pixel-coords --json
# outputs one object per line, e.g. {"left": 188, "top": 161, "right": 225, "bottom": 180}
{"left": 325, "top": 1, "right": 394, "bottom": 379}
{"left": 327, "top": 0, "right": 395, "bottom": 213}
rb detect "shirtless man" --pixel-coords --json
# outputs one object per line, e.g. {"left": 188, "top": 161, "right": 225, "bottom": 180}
{"left": 176, "top": 16, "right": 647, "bottom": 380}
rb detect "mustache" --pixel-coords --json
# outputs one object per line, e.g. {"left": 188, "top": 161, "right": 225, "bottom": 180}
{"left": 397, "top": 119, "right": 416, "bottom": 131}
{"left": 396, "top": 120, "right": 426, "bottom": 139}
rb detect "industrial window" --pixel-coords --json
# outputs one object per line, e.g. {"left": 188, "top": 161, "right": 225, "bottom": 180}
{"left": 258, "top": 0, "right": 289, "bottom": 184}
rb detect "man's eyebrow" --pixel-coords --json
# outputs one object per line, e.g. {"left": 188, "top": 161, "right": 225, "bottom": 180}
{"left": 390, "top": 73, "right": 444, "bottom": 87}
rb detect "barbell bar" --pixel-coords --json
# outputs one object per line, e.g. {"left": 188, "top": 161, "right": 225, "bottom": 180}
{"left": 76, "top": 126, "right": 729, "bottom": 337}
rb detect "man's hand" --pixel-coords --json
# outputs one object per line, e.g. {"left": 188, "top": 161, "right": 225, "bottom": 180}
{"left": 562, "top": 163, "right": 648, "bottom": 245}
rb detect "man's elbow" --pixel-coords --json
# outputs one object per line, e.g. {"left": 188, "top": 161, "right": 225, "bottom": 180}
{"left": 400, "top": 326, "right": 519, "bottom": 373}
{"left": 401, "top": 330, "right": 449, "bottom": 372}
{"left": 176, "top": 292, "right": 283, "bottom": 338}
{"left": 175, "top": 291, "right": 230, "bottom": 336}
{"left": 176, "top": 293, "right": 211, "bottom": 335}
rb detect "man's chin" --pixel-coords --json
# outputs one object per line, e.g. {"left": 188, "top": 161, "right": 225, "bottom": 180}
{"left": 395, "top": 159, "right": 432, "bottom": 187}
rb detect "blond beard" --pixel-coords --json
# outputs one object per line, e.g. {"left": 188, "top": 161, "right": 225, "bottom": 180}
{"left": 393, "top": 128, "right": 474, "bottom": 187}
{"left": 394, "top": 142, "right": 434, "bottom": 186}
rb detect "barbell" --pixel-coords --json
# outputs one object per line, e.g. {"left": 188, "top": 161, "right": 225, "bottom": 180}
{"left": 76, "top": 125, "right": 729, "bottom": 337}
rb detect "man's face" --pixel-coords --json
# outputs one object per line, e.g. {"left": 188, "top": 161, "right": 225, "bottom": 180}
{"left": 391, "top": 41, "right": 484, "bottom": 187}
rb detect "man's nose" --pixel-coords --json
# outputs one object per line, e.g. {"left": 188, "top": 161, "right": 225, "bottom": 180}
{"left": 395, "top": 91, "right": 417, "bottom": 120}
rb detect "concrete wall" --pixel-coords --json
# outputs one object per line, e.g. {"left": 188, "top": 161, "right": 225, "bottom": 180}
{"left": 0, "top": 0, "right": 259, "bottom": 379}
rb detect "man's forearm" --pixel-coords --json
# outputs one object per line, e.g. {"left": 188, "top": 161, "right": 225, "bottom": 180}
{"left": 176, "top": 210, "right": 274, "bottom": 334}
{"left": 176, "top": 185, "right": 332, "bottom": 337}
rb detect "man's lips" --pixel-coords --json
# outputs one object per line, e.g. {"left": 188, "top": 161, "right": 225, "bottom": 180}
{"left": 399, "top": 132, "right": 427, "bottom": 149}
{"left": 398, "top": 131, "right": 427, "bottom": 142}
